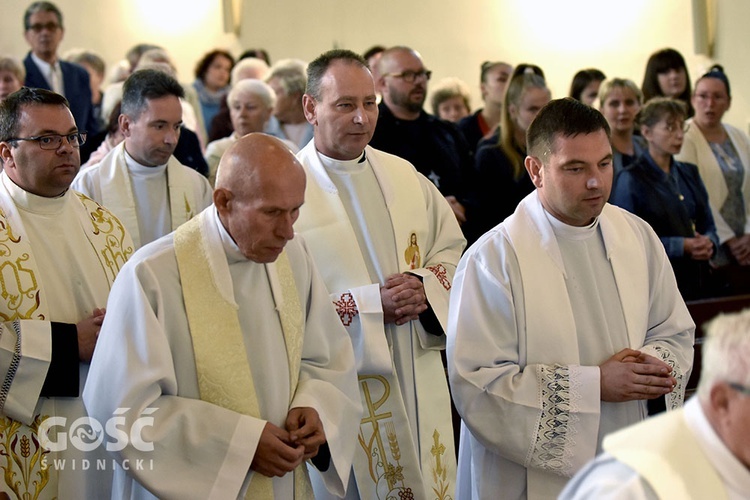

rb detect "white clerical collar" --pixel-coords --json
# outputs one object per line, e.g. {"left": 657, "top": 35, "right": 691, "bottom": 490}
{"left": 123, "top": 148, "right": 168, "bottom": 178}
{"left": 2, "top": 171, "right": 68, "bottom": 215}
{"left": 318, "top": 150, "right": 368, "bottom": 175}
{"left": 211, "top": 205, "right": 252, "bottom": 265}
{"left": 684, "top": 397, "right": 750, "bottom": 495}
{"left": 544, "top": 207, "right": 599, "bottom": 241}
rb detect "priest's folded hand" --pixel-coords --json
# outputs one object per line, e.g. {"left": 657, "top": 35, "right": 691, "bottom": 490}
{"left": 599, "top": 348, "right": 676, "bottom": 402}
{"left": 381, "top": 273, "right": 428, "bottom": 325}
{"left": 251, "top": 422, "right": 305, "bottom": 477}
{"left": 76, "top": 308, "right": 106, "bottom": 363}
{"left": 286, "top": 406, "right": 326, "bottom": 460}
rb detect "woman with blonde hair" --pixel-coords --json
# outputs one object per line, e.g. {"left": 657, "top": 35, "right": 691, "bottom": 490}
{"left": 466, "top": 64, "right": 550, "bottom": 243}
{"left": 598, "top": 78, "right": 647, "bottom": 182}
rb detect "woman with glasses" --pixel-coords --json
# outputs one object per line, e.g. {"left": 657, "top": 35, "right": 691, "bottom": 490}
{"left": 610, "top": 98, "right": 719, "bottom": 299}
{"left": 675, "top": 66, "right": 750, "bottom": 293}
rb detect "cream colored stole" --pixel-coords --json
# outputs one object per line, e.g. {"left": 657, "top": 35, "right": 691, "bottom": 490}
{"left": 0, "top": 181, "right": 133, "bottom": 500}
{"left": 98, "top": 143, "right": 199, "bottom": 248}
{"left": 296, "top": 143, "right": 456, "bottom": 500}
{"left": 604, "top": 408, "right": 727, "bottom": 500}
{"left": 173, "top": 212, "right": 311, "bottom": 499}
{"left": 504, "top": 193, "right": 649, "bottom": 497}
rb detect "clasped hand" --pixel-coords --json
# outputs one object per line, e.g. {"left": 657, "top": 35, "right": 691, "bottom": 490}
{"left": 600, "top": 348, "right": 676, "bottom": 402}
{"left": 251, "top": 407, "right": 326, "bottom": 478}
{"left": 381, "top": 273, "right": 428, "bottom": 325}
{"left": 77, "top": 308, "right": 105, "bottom": 363}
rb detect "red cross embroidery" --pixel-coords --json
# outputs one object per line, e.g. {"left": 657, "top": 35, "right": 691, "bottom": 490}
{"left": 427, "top": 264, "right": 451, "bottom": 291}
{"left": 333, "top": 292, "right": 359, "bottom": 326}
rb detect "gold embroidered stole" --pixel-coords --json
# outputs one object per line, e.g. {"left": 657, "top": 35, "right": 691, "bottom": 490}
{"left": 295, "top": 143, "right": 456, "bottom": 499}
{"left": 604, "top": 407, "right": 727, "bottom": 500}
{"left": 0, "top": 185, "right": 133, "bottom": 500}
{"left": 173, "top": 214, "right": 311, "bottom": 499}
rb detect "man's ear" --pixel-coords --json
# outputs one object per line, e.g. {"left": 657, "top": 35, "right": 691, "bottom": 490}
{"left": 525, "top": 155, "right": 543, "bottom": 188}
{"left": 302, "top": 94, "right": 317, "bottom": 126}
{"left": 119, "top": 114, "right": 131, "bottom": 138}
{"left": 0, "top": 142, "right": 15, "bottom": 171}
{"left": 213, "top": 187, "right": 232, "bottom": 216}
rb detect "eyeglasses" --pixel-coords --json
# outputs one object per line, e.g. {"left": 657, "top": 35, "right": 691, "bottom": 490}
{"left": 27, "top": 22, "right": 61, "bottom": 33}
{"left": 662, "top": 122, "right": 689, "bottom": 134}
{"left": 9, "top": 132, "right": 87, "bottom": 150}
{"left": 728, "top": 382, "right": 750, "bottom": 396}
{"left": 383, "top": 70, "right": 432, "bottom": 83}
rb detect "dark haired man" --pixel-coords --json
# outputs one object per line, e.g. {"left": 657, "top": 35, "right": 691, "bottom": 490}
{"left": 447, "top": 98, "right": 695, "bottom": 499}
{"left": 295, "top": 49, "right": 465, "bottom": 499}
{"left": 73, "top": 69, "right": 212, "bottom": 249}
{"left": 22, "top": 1, "right": 99, "bottom": 135}
{"left": 0, "top": 87, "right": 133, "bottom": 498}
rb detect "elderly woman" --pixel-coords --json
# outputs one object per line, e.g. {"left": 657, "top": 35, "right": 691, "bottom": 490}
{"left": 598, "top": 78, "right": 647, "bottom": 183}
{"left": 430, "top": 77, "right": 471, "bottom": 123}
{"left": 0, "top": 56, "right": 24, "bottom": 102}
{"left": 204, "top": 79, "right": 295, "bottom": 186}
{"left": 610, "top": 97, "right": 719, "bottom": 299}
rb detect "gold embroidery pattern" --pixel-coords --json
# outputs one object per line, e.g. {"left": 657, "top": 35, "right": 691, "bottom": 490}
{"left": 357, "top": 375, "right": 414, "bottom": 499}
{"left": 0, "top": 415, "right": 51, "bottom": 500}
{"left": 76, "top": 193, "right": 134, "bottom": 282}
{"left": 429, "top": 429, "right": 452, "bottom": 500}
{"left": 0, "top": 208, "right": 42, "bottom": 321}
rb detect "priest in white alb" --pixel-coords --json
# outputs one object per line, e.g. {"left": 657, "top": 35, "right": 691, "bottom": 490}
{"left": 447, "top": 98, "right": 695, "bottom": 499}
{"left": 0, "top": 87, "right": 133, "bottom": 499}
{"left": 73, "top": 68, "right": 212, "bottom": 249}
{"left": 294, "top": 49, "right": 465, "bottom": 499}
{"left": 83, "top": 133, "right": 361, "bottom": 499}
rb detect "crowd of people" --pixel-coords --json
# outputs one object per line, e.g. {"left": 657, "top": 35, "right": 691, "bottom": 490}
{"left": 1, "top": 1, "right": 749, "bottom": 499}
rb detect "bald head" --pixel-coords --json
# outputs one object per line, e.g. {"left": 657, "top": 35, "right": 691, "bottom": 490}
{"left": 377, "top": 46, "right": 429, "bottom": 120}
{"left": 214, "top": 133, "right": 306, "bottom": 263}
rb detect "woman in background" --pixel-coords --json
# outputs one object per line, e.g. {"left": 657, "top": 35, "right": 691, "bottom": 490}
{"left": 610, "top": 98, "right": 719, "bottom": 299}
{"left": 642, "top": 48, "right": 694, "bottom": 117}
{"left": 598, "top": 78, "right": 647, "bottom": 184}
{"left": 466, "top": 65, "right": 549, "bottom": 244}
{"left": 676, "top": 66, "right": 750, "bottom": 292}
{"left": 0, "top": 56, "right": 24, "bottom": 102}
{"left": 193, "top": 49, "right": 235, "bottom": 140}
{"left": 430, "top": 77, "right": 471, "bottom": 123}
{"left": 569, "top": 68, "right": 606, "bottom": 106}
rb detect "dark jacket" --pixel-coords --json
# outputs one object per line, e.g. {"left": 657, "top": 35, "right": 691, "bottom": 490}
{"left": 24, "top": 53, "right": 100, "bottom": 135}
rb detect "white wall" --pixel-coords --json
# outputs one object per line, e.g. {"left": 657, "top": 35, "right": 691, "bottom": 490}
{"left": 1, "top": 0, "right": 748, "bottom": 130}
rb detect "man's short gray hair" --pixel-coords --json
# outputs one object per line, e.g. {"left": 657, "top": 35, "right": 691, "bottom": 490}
{"left": 698, "top": 309, "right": 750, "bottom": 403}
